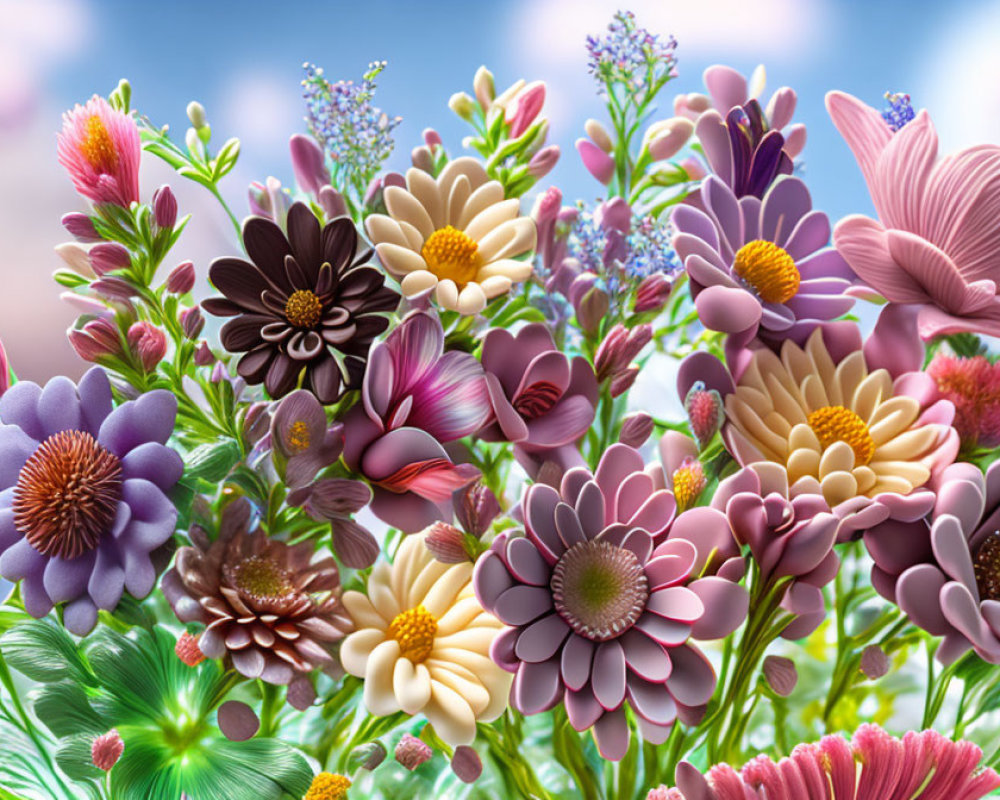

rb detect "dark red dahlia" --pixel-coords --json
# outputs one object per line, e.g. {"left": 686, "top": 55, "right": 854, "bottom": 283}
{"left": 203, "top": 203, "right": 399, "bottom": 403}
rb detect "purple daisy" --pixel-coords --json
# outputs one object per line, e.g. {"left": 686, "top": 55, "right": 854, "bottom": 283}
{"left": 672, "top": 174, "right": 854, "bottom": 344}
{"left": 0, "top": 368, "right": 181, "bottom": 634}
{"left": 473, "top": 444, "right": 747, "bottom": 760}
{"left": 866, "top": 460, "right": 1000, "bottom": 664}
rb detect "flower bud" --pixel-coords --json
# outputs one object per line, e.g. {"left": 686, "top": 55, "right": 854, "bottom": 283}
{"left": 619, "top": 412, "right": 655, "bottom": 448}
{"left": 671, "top": 457, "right": 706, "bottom": 511}
{"left": 411, "top": 146, "right": 434, "bottom": 173}
{"left": 289, "top": 134, "right": 330, "bottom": 196}
{"left": 763, "top": 655, "right": 798, "bottom": 697}
{"left": 69, "top": 317, "right": 122, "bottom": 363}
{"left": 424, "top": 522, "right": 471, "bottom": 564}
{"left": 584, "top": 118, "right": 614, "bottom": 153}
{"left": 194, "top": 341, "right": 214, "bottom": 366}
{"left": 423, "top": 128, "right": 442, "bottom": 148}
{"left": 634, "top": 273, "right": 672, "bottom": 313}
{"left": 91, "top": 729, "right": 124, "bottom": 771}
{"left": 180, "top": 306, "right": 204, "bottom": 339}
{"left": 860, "top": 644, "right": 890, "bottom": 680}
{"left": 684, "top": 381, "right": 724, "bottom": 449}
{"left": 318, "top": 186, "right": 348, "bottom": 219}
{"left": 451, "top": 746, "right": 483, "bottom": 783}
{"left": 185, "top": 126, "right": 201, "bottom": 155}
{"left": 576, "top": 285, "right": 610, "bottom": 335}
{"left": 679, "top": 156, "right": 707, "bottom": 181}
{"left": 152, "top": 185, "right": 178, "bottom": 229}
{"left": 643, "top": 117, "right": 694, "bottom": 161}
{"left": 89, "top": 242, "right": 131, "bottom": 276}
{"left": 455, "top": 482, "right": 501, "bottom": 538}
{"left": 127, "top": 321, "right": 167, "bottom": 372}
{"left": 576, "top": 138, "right": 615, "bottom": 185}
{"left": 186, "top": 100, "right": 207, "bottom": 129}
{"left": 448, "top": 91, "right": 476, "bottom": 121}
{"left": 350, "top": 741, "right": 387, "bottom": 771}
{"left": 91, "top": 277, "right": 138, "bottom": 302}
{"left": 610, "top": 365, "right": 639, "bottom": 398}
{"left": 527, "top": 145, "right": 560, "bottom": 178}
{"left": 473, "top": 66, "right": 495, "bottom": 110}
{"left": 395, "top": 733, "right": 432, "bottom": 770}
{"left": 175, "top": 632, "right": 205, "bottom": 666}
{"left": 61, "top": 212, "right": 102, "bottom": 242}
{"left": 55, "top": 242, "right": 96, "bottom": 278}
{"left": 217, "top": 700, "right": 260, "bottom": 742}
{"left": 166, "top": 261, "right": 196, "bottom": 294}
{"left": 506, "top": 81, "right": 546, "bottom": 138}
{"left": 596, "top": 197, "right": 632, "bottom": 235}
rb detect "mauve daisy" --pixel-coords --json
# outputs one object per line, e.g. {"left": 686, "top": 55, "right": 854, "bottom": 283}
{"left": 0, "top": 368, "right": 181, "bottom": 634}
{"left": 365, "top": 158, "right": 536, "bottom": 314}
{"left": 474, "top": 444, "right": 747, "bottom": 760}
{"left": 203, "top": 203, "right": 399, "bottom": 403}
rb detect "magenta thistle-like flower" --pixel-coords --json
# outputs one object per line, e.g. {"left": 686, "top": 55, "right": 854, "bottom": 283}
{"left": 91, "top": 729, "right": 124, "bottom": 771}
{"left": 57, "top": 96, "right": 140, "bottom": 208}
{"left": 927, "top": 354, "right": 1000, "bottom": 448}
{"left": 684, "top": 380, "right": 723, "bottom": 449}
{"left": 474, "top": 444, "right": 746, "bottom": 760}
{"left": 343, "top": 311, "right": 491, "bottom": 532}
{"left": 395, "top": 734, "right": 432, "bottom": 771}
{"left": 175, "top": 631, "right": 206, "bottom": 667}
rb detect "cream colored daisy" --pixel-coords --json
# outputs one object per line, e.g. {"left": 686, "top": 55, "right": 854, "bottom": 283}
{"left": 364, "top": 157, "right": 536, "bottom": 315}
{"left": 725, "top": 329, "right": 956, "bottom": 508}
{"left": 339, "top": 530, "right": 511, "bottom": 745}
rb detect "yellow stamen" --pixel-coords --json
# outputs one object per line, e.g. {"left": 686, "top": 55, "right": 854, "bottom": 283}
{"left": 421, "top": 226, "right": 480, "bottom": 289}
{"left": 79, "top": 115, "right": 119, "bottom": 173}
{"left": 387, "top": 605, "right": 437, "bottom": 663}
{"left": 305, "top": 772, "right": 352, "bottom": 800}
{"left": 288, "top": 420, "right": 311, "bottom": 453}
{"left": 733, "top": 240, "right": 800, "bottom": 304}
{"left": 284, "top": 289, "right": 323, "bottom": 328}
{"left": 671, "top": 458, "right": 707, "bottom": 512}
{"left": 807, "top": 405, "right": 875, "bottom": 465}
{"left": 233, "top": 555, "right": 294, "bottom": 600}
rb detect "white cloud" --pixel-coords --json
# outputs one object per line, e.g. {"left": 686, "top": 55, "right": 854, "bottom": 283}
{"left": 920, "top": 0, "right": 1000, "bottom": 151}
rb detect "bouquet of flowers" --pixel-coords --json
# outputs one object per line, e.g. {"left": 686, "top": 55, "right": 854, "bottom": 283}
{"left": 4, "top": 9, "right": 1000, "bottom": 800}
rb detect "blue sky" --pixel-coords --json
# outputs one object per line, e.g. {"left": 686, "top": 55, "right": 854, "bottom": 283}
{"left": 3, "top": 0, "right": 1000, "bottom": 380}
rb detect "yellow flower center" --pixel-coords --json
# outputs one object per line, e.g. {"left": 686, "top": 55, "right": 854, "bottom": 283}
{"left": 232, "top": 555, "right": 295, "bottom": 601}
{"left": 79, "top": 114, "right": 119, "bottom": 173}
{"left": 807, "top": 405, "right": 875, "bottom": 465}
{"left": 288, "top": 420, "right": 311, "bottom": 453}
{"left": 305, "top": 772, "right": 352, "bottom": 800}
{"left": 284, "top": 289, "right": 323, "bottom": 328}
{"left": 732, "top": 240, "right": 800, "bottom": 304}
{"left": 387, "top": 605, "right": 437, "bottom": 663}
{"left": 421, "top": 226, "right": 480, "bottom": 289}
{"left": 671, "top": 458, "right": 707, "bottom": 512}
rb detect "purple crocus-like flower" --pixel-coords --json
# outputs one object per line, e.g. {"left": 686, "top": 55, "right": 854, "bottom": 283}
{"left": 473, "top": 444, "right": 747, "bottom": 760}
{"left": 343, "top": 311, "right": 492, "bottom": 532}
{"left": 479, "top": 323, "right": 598, "bottom": 475}
{"left": 0, "top": 368, "right": 181, "bottom": 634}
{"left": 866, "top": 460, "right": 1000, "bottom": 664}
{"left": 672, "top": 174, "right": 854, "bottom": 345}
{"left": 270, "top": 389, "right": 344, "bottom": 489}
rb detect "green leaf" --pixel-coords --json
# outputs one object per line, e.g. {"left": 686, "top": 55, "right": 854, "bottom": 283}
{"left": 211, "top": 137, "right": 241, "bottom": 181}
{"left": 0, "top": 619, "right": 91, "bottom": 684}
{"left": 184, "top": 440, "right": 242, "bottom": 482}
{"left": 54, "top": 734, "right": 106, "bottom": 781}
{"left": 53, "top": 270, "right": 90, "bottom": 289}
{"left": 33, "top": 681, "right": 105, "bottom": 738}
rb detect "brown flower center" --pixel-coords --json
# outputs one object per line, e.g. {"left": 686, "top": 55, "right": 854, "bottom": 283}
{"left": 733, "top": 240, "right": 800, "bottom": 304}
{"left": 12, "top": 430, "right": 122, "bottom": 560}
{"left": 975, "top": 533, "right": 1000, "bottom": 602}
{"left": 231, "top": 555, "right": 295, "bottom": 602}
{"left": 284, "top": 290, "right": 323, "bottom": 328}
{"left": 807, "top": 405, "right": 875, "bottom": 465}
{"left": 513, "top": 381, "right": 562, "bottom": 420}
{"left": 551, "top": 539, "right": 648, "bottom": 641}
{"left": 421, "top": 226, "right": 480, "bottom": 289}
{"left": 79, "top": 115, "right": 119, "bottom": 173}
{"left": 287, "top": 420, "right": 311, "bottom": 453}
{"left": 387, "top": 605, "right": 437, "bottom": 663}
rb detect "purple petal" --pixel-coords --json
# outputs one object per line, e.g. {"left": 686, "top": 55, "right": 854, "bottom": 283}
{"left": 647, "top": 586, "right": 705, "bottom": 623}
{"left": 98, "top": 390, "right": 178, "bottom": 458}
{"left": 515, "top": 613, "right": 570, "bottom": 663}
{"left": 565, "top": 684, "right": 603, "bottom": 731}
{"left": 42, "top": 552, "right": 95, "bottom": 604}
{"left": 36, "top": 376, "right": 83, "bottom": 437}
{"left": 88, "top": 541, "right": 124, "bottom": 610}
{"left": 897, "top": 564, "right": 951, "bottom": 635}
{"left": 665, "top": 644, "right": 716, "bottom": 706}
{"left": 218, "top": 700, "right": 260, "bottom": 741}
{"left": 505, "top": 536, "right": 551, "bottom": 586}
{"left": 332, "top": 519, "right": 380, "bottom": 569}
{"left": 473, "top": 550, "right": 516, "bottom": 611}
{"left": 493, "top": 585, "right": 553, "bottom": 626}
{"left": 628, "top": 675, "right": 678, "bottom": 726}
{"left": 513, "top": 659, "right": 562, "bottom": 714}
{"left": 687, "top": 577, "right": 748, "bottom": 639}
{"left": 0, "top": 381, "right": 44, "bottom": 439}
{"left": 121, "top": 442, "right": 183, "bottom": 492}
{"left": 560, "top": 633, "right": 595, "bottom": 691}
{"left": 0, "top": 424, "right": 38, "bottom": 488}
{"left": 62, "top": 596, "right": 97, "bottom": 635}
{"left": 592, "top": 640, "right": 627, "bottom": 710}
{"left": 621, "top": 628, "right": 672, "bottom": 682}
{"left": 593, "top": 707, "right": 630, "bottom": 760}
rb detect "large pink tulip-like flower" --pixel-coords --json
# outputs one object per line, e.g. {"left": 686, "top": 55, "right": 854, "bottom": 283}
{"left": 473, "top": 444, "right": 747, "bottom": 760}
{"left": 827, "top": 91, "right": 1000, "bottom": 338}
{"left": 343, "top": 311, "right": 492, "bottom": 532}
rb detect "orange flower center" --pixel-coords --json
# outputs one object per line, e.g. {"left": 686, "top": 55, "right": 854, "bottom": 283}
{"left": 284, "top": 290, "right": 323, "bottom": 328}
{"left": 421, "top": 226, "right": 480, "bottom": 288}
{"left": 671, "top": 457, "right": 707, "bottom": 512}
{"left": 807, "top": 405, "right": 875, "bottom": 465}
{"left": 288, "top": 420, "right": 311, "bottom": 453}
{"left": 232, "top": 555, "right": 295, "bottom": 602}
{"left": 387, "top": 605, "right": 437, "bottom": 663}
{"left": 733, "top": 240, "right": 800, "bottom": 304}
{"left": 305, "top": 772, "right": 352, "bottom": 800}
{"left": 79, "top": 115, "right": 119, "bottom": 173}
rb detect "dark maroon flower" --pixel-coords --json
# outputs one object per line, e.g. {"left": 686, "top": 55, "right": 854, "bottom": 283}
{"left": 203, "top": 203, "right": 399, "bottom": 403}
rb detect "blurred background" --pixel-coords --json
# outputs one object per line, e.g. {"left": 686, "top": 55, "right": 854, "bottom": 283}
{"left": 2, "top": 0, "right": 999, "bottom": 383}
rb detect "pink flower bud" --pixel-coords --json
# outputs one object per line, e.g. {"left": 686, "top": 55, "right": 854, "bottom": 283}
{"left": 624, "top": 324, "right": 653, "bottom": 361}
{"left": 634, "top": 273, "right": 672, "bottom": 313}
{"left": 175, "top": 632, "right": 205, "bottom": 666}
{"left": 527, "top": 144, "right": 560, "bottom": 178}
{"left": 763, "top": 655, "right": 798, "bottom": 697}
{"left": 679, "top": 156, "right": 707, "bottom": 181}
{"left": 576, "top": 285, "right": 610, "bottom": 335}
{"left": 861, "top": 644, "right": 890, "bottom": 680}
{"left": 89, "top": 242, "right": 131, "bottom": 275}
{"left": 61, "top": 212, "right": 102, "bottom": 242}
{"left": 91, "top": 277, "right": 138, "bottom": 302}
{"left": 166, "top": 261, "right": 196, "bottom": 294}
{"left": 318, "top": 185, "right": 348, "bottom": 219}
{"left": 423, "top": 128, "right": 442, "bottom": 148}
{"left": 411, "top": 145, "right": 434, "bottom": 173}
{"left": 643, "top": 117, "right": 694, "bottom": 161}
{"left": 194, "top": 341, "right": 214, "bottom": 366}
{"left": 473, "top": 66, "right": 495, "bottom": 110}
{"left": 424, "top": 522, "right": 471, "bottom": 564}
{"left": 69, "top": 317, "right": 122, "bottom": 363}
{"left": 531, "top": 186, "right": 562, "bottom": 227}
{"left": 152, "top": 184, "right": 178, "bottom": 229}
{"left": 55, "top": 242, "right": 96, "bottom": 278}
{"left": 595, "top": 197, "right": 632, "bottom": 235}
{"left": 289, "top": 134, "right": 329, "bottom": 195}
{"left": 619, "top": 412, "right": 655, "bottom": 448}
{"left": 455, "top": 482, "right": 500, "bottom": 538}
{"left": 584, "top": 118, "right": 614, "bottom": 153}
{"left": 610, "top": 365, "right": 639, "bottom": 398}
{"left": 180, "top": 306, "right": 204, "bottom": 339}
{"left": 395, "top": 734, "right": 432, "bottom": 770}
{"left": 127, "top": 321, "right": 167, "bottom": 372}
{"left": 595, "top": 324, "right": 628, "bottom": 380}
{"left": 506, "top": 81, "right": 546, "bottom": 138}
{"left": 576, "top": 138, "right": 615, "bottom": 185}
{"left": 91, "top": 729, "right": 124, "bottom": 771}
{"left": 451, "top": 746, "right": 483, "bottom": 783}
{"left": 684, "top": 381, "right": 724, "bottom": 449}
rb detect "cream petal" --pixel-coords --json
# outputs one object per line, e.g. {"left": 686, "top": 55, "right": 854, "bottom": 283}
{"left": 800, "top": 374, "right": 830, "bottom": 413}
{"left": 456, "top": 283, "right": 488, "bottom": 315}
{"left": 478, "top": 663, "right": 515, "bottom": 722}
{"left": 363, "top": 639, "right": 403, "bottom": 716}
{"left": 393, "top": 658, "right": 433, "bottom": 714}
{"left": 401, "top": 270, "right": 440, "bottom": 296}
{"left": 733, "top": 385, "right": 773, "bottom": 418}
{"left": 873, "top": 425, "right": 939, "bottom": 461}
{"left": 820, "top": 470, "right": 858, "bottom": 506}
{"left": 852, "top": 465, "right": 877, "bottom": 494}
{"left": 456, "top": 181, "right": 504, "bottom": 229}
{"left": 476, "top": 258, "right": 534, "bottom": 283}
{"left": 439, "top": 157, "right": 490, "bottom": 206}
{"left": 433, "top": 627, "right": 499, "bottom": 653}
{"left": 434, "top": 647, "right": 498, "bottom": 676}
{"left": 422, "top": 563, "right": 474, "bottom": 618}
{"left": 780, "top": 339, "right": 816, "bottom": 388}
{"left": 835, "top": 352, "right": 868, "bottom": 407}
{"left": 425, "top": 680, "right": 478, "bottom": 745}
{"left": 365, "top": 214, "right": 408, "bottom": 248}
{"left": 730, "top": 401, "right": 787, "bottom": 460}
{"left": 464, "top": 198, "right": 521, "bottom": 242}
{"left": 476, "top": 218, "right": 537, "bottom": 263}
{"left": 428, "top": 664, "right": 491, "bottom": 715}
{"left": 804, "top": 329, "right": 838, "bottom": 396}
{"left": 445, "top": 175, "right": 474, "bottom": 227}
{"left": 761, "top": 410, "right": 792, "bottom": 438}
{"left": 786, "top": 447, "right": 821, "bottom": 484}
{"left": 764, "top": 372, "right": 808, "bottom": 424}
{"left": 375, "top": 242, "right": 427, "bottom": 277}
{"left": 384, "top": 186, "right": 434, "bottom": 240}
{"left": 407, "top": 556, "right": 454, "bottom": 610}
{"left": 340, "top": 628, "right": 386, "bottom": 676}
{"left": 868, "top": 474, "right": 918, "bottom": 496}
{"left": 869, "top": 460, "right": 930, "bottom": 489}
{"left": 788, "top": 422, "right": 822, "bottom": 453}
{"left": 343, "top": 591, "right": 387, "bottom": 630}
{"left": 852, "top": 370, "right": 893, "bottom": 424}
{"left": 397, "top": 219, "right": 426, "bottom": 251}
{"left": 436, "top": 596, "right": 486, "bottom": 636}
{"left": 478, "top": 274, "right": 514, "bottom": 299}
{"left": 391, "top": 534, "right": 427, "bottom": 602}
{"left": 369, "top": 565, "right": 402, "bottom": 622}
{"left": 406, "top": 168, "right": 445, "bottom": 230}
{"left": 868, "top": 396, "right": 920, "bottom": 443}
{"left": 819, "top": 440, "right": 857, "bottom": 478}
{"left": 435, "top": 279, "right": 461, "bottom": 312}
